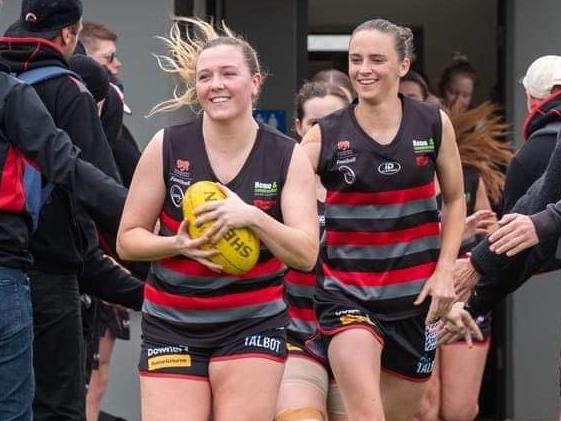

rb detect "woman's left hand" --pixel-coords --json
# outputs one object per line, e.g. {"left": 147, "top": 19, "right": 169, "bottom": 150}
{"left": 414, "top": 268, "right": 456, "bottom": 325}
{"left": 193, "top": 184, "right": 257, "bottom": 243}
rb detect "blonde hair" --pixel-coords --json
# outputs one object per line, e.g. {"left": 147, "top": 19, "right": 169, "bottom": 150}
{"left": 150, "top": 17, "right": 262, "bottom": 115}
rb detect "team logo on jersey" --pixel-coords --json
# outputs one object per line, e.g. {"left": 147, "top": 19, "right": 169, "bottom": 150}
{"left": 415, "top": 353, "right": 435, "bottom": 375}
{"left": 170, "top": 184, "right": 185, "bottom": 208}
{"left": 377, "top": 161, "right": 401, "bottom": 175}
{"left": 337, "top": 140, "right": 351, "bottom": 151}
{"left": 416, "top": 155, "right": 430, "bottom": 167}
{"left": 176, "top": 159, "right": 190, "bottom": 172}
{"left": 253, "top": 181, "right": 279, "bottom": 211}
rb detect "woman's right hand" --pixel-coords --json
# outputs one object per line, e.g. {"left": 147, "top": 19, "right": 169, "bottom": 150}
{"left": 174, "top": 220, "right": 222, "bottom": 272}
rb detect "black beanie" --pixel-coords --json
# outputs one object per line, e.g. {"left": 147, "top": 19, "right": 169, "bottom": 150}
{"left": 68, "top": 55, "right": 110, "bottom": 103}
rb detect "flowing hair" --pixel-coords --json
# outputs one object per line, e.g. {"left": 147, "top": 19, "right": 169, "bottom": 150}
{"left": 447, "top": 101, "right": 513, "bottom": 204}
{"left": 149, "top": 17, "right": 261, "bottom": 115}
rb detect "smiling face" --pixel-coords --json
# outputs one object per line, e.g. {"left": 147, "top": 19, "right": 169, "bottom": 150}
{"left": 195, "top": 44, "right": 261, "bottom": 122}
{"left": 348, "top": 29, "right": 410, "bottom": 104}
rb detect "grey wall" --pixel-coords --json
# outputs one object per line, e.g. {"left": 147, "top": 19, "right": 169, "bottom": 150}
{"left": 224, "top": 0, "right": 306, "bottom": 122}
{"left": 308, "top": 0, "right": 498, "bottom": 106}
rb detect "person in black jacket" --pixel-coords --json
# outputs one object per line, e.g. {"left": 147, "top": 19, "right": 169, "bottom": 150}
{"left": 452, "top": 55, "right": 561, "bottom": 307}
{"left": 0, "top": 1, "right": 142, "bottom": 419}
{"left": 0, "top": 71, "right": 127, "bottom": 421}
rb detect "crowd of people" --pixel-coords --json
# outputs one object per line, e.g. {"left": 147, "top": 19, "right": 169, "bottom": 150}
{"left": 1, "top": 0, "right": 561, "bottom": 420}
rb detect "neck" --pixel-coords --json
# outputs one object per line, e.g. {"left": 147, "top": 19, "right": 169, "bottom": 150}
{"left": 202, "top": 110, "right": 258, "bottom": 151}
{"left": 355, "top": 93, "right": 402, "bottom": 127}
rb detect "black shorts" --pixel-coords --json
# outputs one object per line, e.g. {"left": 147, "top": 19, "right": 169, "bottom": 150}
{"left": 139, "top": 327, "right": 287, "bottom": 380}
{"left": 314, "top": 301, "right": 438, "bottom": 381}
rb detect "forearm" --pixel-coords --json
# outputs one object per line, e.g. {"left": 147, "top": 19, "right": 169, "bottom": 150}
{"left": 117, "top": 228, "right": 179, "bottom": 262}
{"left": 437, "top": 196, "right": 465, "bottom": 272}
{"left": 250, "top": 208, "right": 318, "bottom": 272}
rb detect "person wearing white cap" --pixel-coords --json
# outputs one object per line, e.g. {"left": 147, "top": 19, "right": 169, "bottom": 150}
{"left": 448, "top": 55, "right": 561, "bottom": 416}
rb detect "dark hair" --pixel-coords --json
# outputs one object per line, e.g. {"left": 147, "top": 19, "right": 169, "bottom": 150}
{"left": 351, "top": 18, "right": 414, "bottom": 62}
{"left": 295, "top": 81, "right": 350, "bottom": 120}
{"left": 312, "top": 69, "right": 355, "bottom": 100}
{"left": 401, "top": 70, "right": 429, "bottom": 100}
{"left": 438, "top": 52, "right": 478, "bottom": 97}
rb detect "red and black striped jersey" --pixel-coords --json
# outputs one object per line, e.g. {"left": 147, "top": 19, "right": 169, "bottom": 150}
{"left": 285, "top": 201, "right": 325, "bottom": 346}
{"left": 142, "top": 118, "right": 296, "bottom": 347}
{"left": 316, "top": 96, "right": 442, "bottom": 320}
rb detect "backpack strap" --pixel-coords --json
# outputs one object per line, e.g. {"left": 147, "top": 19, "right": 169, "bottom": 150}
{"left": 18, "top": 65, "right": 80, "bottom": 231}
{"left": 17, "top": 65, "right": 80, "bottom": 85}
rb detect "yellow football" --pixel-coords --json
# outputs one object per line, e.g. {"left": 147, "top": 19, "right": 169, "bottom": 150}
{"left": 182, "top": 181, "right": 260, "bottom": 275}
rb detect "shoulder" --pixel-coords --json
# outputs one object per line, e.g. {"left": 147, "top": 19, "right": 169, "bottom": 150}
{"left": 404, "top": 95, "right": 442, "bottom": 121}
{"left": 318, "top": 105, "right": 350, "bottom": 131}
{"left": 163, "top": 119, "right": 201, "bottom": 143}
{"left": 258, "top": 122, "right": 297, "bottom": 153}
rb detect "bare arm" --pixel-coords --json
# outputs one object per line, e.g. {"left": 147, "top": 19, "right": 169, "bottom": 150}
{"left": 416, "top": 110, "right": 466, "bottom": 322}
{"left": 300, "top": 124, "right": 322, "bottom": 173}
{"left": 117, "top": 131, "right": 217, "bottom": 266}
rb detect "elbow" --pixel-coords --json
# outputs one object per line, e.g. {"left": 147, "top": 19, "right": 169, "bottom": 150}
{"left": 292, "top": 240, "right": 319, "bottom": 272}
{"left": 116, "top": 234, "right": 133, "bottom": 261}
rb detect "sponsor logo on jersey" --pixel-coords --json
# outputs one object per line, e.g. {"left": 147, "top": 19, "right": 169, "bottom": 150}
{"left": 415, "top": 354, "right": 435, "bottom": 375}
{"left": 253, "top": 181, "right": 279, "bottom": 211}
{"left": 339, "top": 313, "right": 375, "bottom": 326}
{"left": 170, "top": 184, "right": 185, "bottom": 208}
{"left": 147, "top": 345, "right": 191, "bottom": 371}
{"left": 377, "top": 161, "right": 401, "bottom": 175}
{"left": 338, "top": 165, "right": 356, "bottom": 185}
{"left": 412, "top": 138, "right": 436, "bottom": 154}
{"left": 244, "top": 334, "right": 282, "bottom": 353}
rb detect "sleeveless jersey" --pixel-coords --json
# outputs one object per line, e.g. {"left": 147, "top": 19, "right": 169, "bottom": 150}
{"left": 142, "top": 118, "right": 296, "bottom": 347}
{"left": 460, "top": 165, "right": 481, "bottom": 255}
{"left": 317, "top": 96, "right": 442, "bottom": 320}
{"left": 285, "top": 201, "right": 325, "bottom": 346}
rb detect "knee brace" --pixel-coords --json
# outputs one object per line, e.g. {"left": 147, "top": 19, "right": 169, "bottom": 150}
{"left": 275, "top": 408, "right": 325, "bottom": 421}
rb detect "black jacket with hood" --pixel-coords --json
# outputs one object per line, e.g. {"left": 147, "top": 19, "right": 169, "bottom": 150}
{"left": 0, "top": 70, "right": 126, "bottom": 269}
{"left": 468, "top": 91, "right": 561, "bottom": 315}
{"left": 0, "top": 36, "right": 123, "bottom": 274}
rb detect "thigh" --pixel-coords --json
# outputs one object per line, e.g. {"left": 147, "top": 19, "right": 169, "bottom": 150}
{"left": 413, "top": 351, "right": 441, "bottom": 421}
{"left": 381, "top": 372, "right": 427, "bottom": 421}
{"left": 97, "top": 330, "right": 116, "bottom": 367}
{"left": 328, "top": 328, "right": 385, "bottom": 421}
{"left": 439, "top": 340, "right": 490, "bottom": 418}
{"left": 210, "top": 357, "right": 285, "bottom": 421}
{"left": 140, "top": 375, "right": 211, "bottom": 421}
{"left": 276, "top": 355, "right": 329, "bottom": 420}
{"left": 210, "top": 327, "right": 287, "bottom": 421}
{"left": 380, "top": 316, "right": 438, "bottom": 420}
{"left": 326, "top": 381, "right": 347, "bottom": 420}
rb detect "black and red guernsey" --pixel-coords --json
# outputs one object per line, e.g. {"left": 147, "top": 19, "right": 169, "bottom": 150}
{"left": 142, "top": 118, "right": 296, "bottom": 347}
{"left": 317, "top": 96, "right": 442, "bottom": 320}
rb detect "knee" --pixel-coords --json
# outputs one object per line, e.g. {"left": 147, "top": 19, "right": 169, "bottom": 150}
{"left": 441, "top": 401, "right": 479, "bottom": 421}
{"left": 275, "top": 408, "right": 325, "bottom": 421}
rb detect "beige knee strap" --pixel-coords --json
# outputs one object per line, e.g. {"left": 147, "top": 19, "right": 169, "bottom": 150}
{"left": 275, "top": 408, "right": 324, "bottom": 421}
